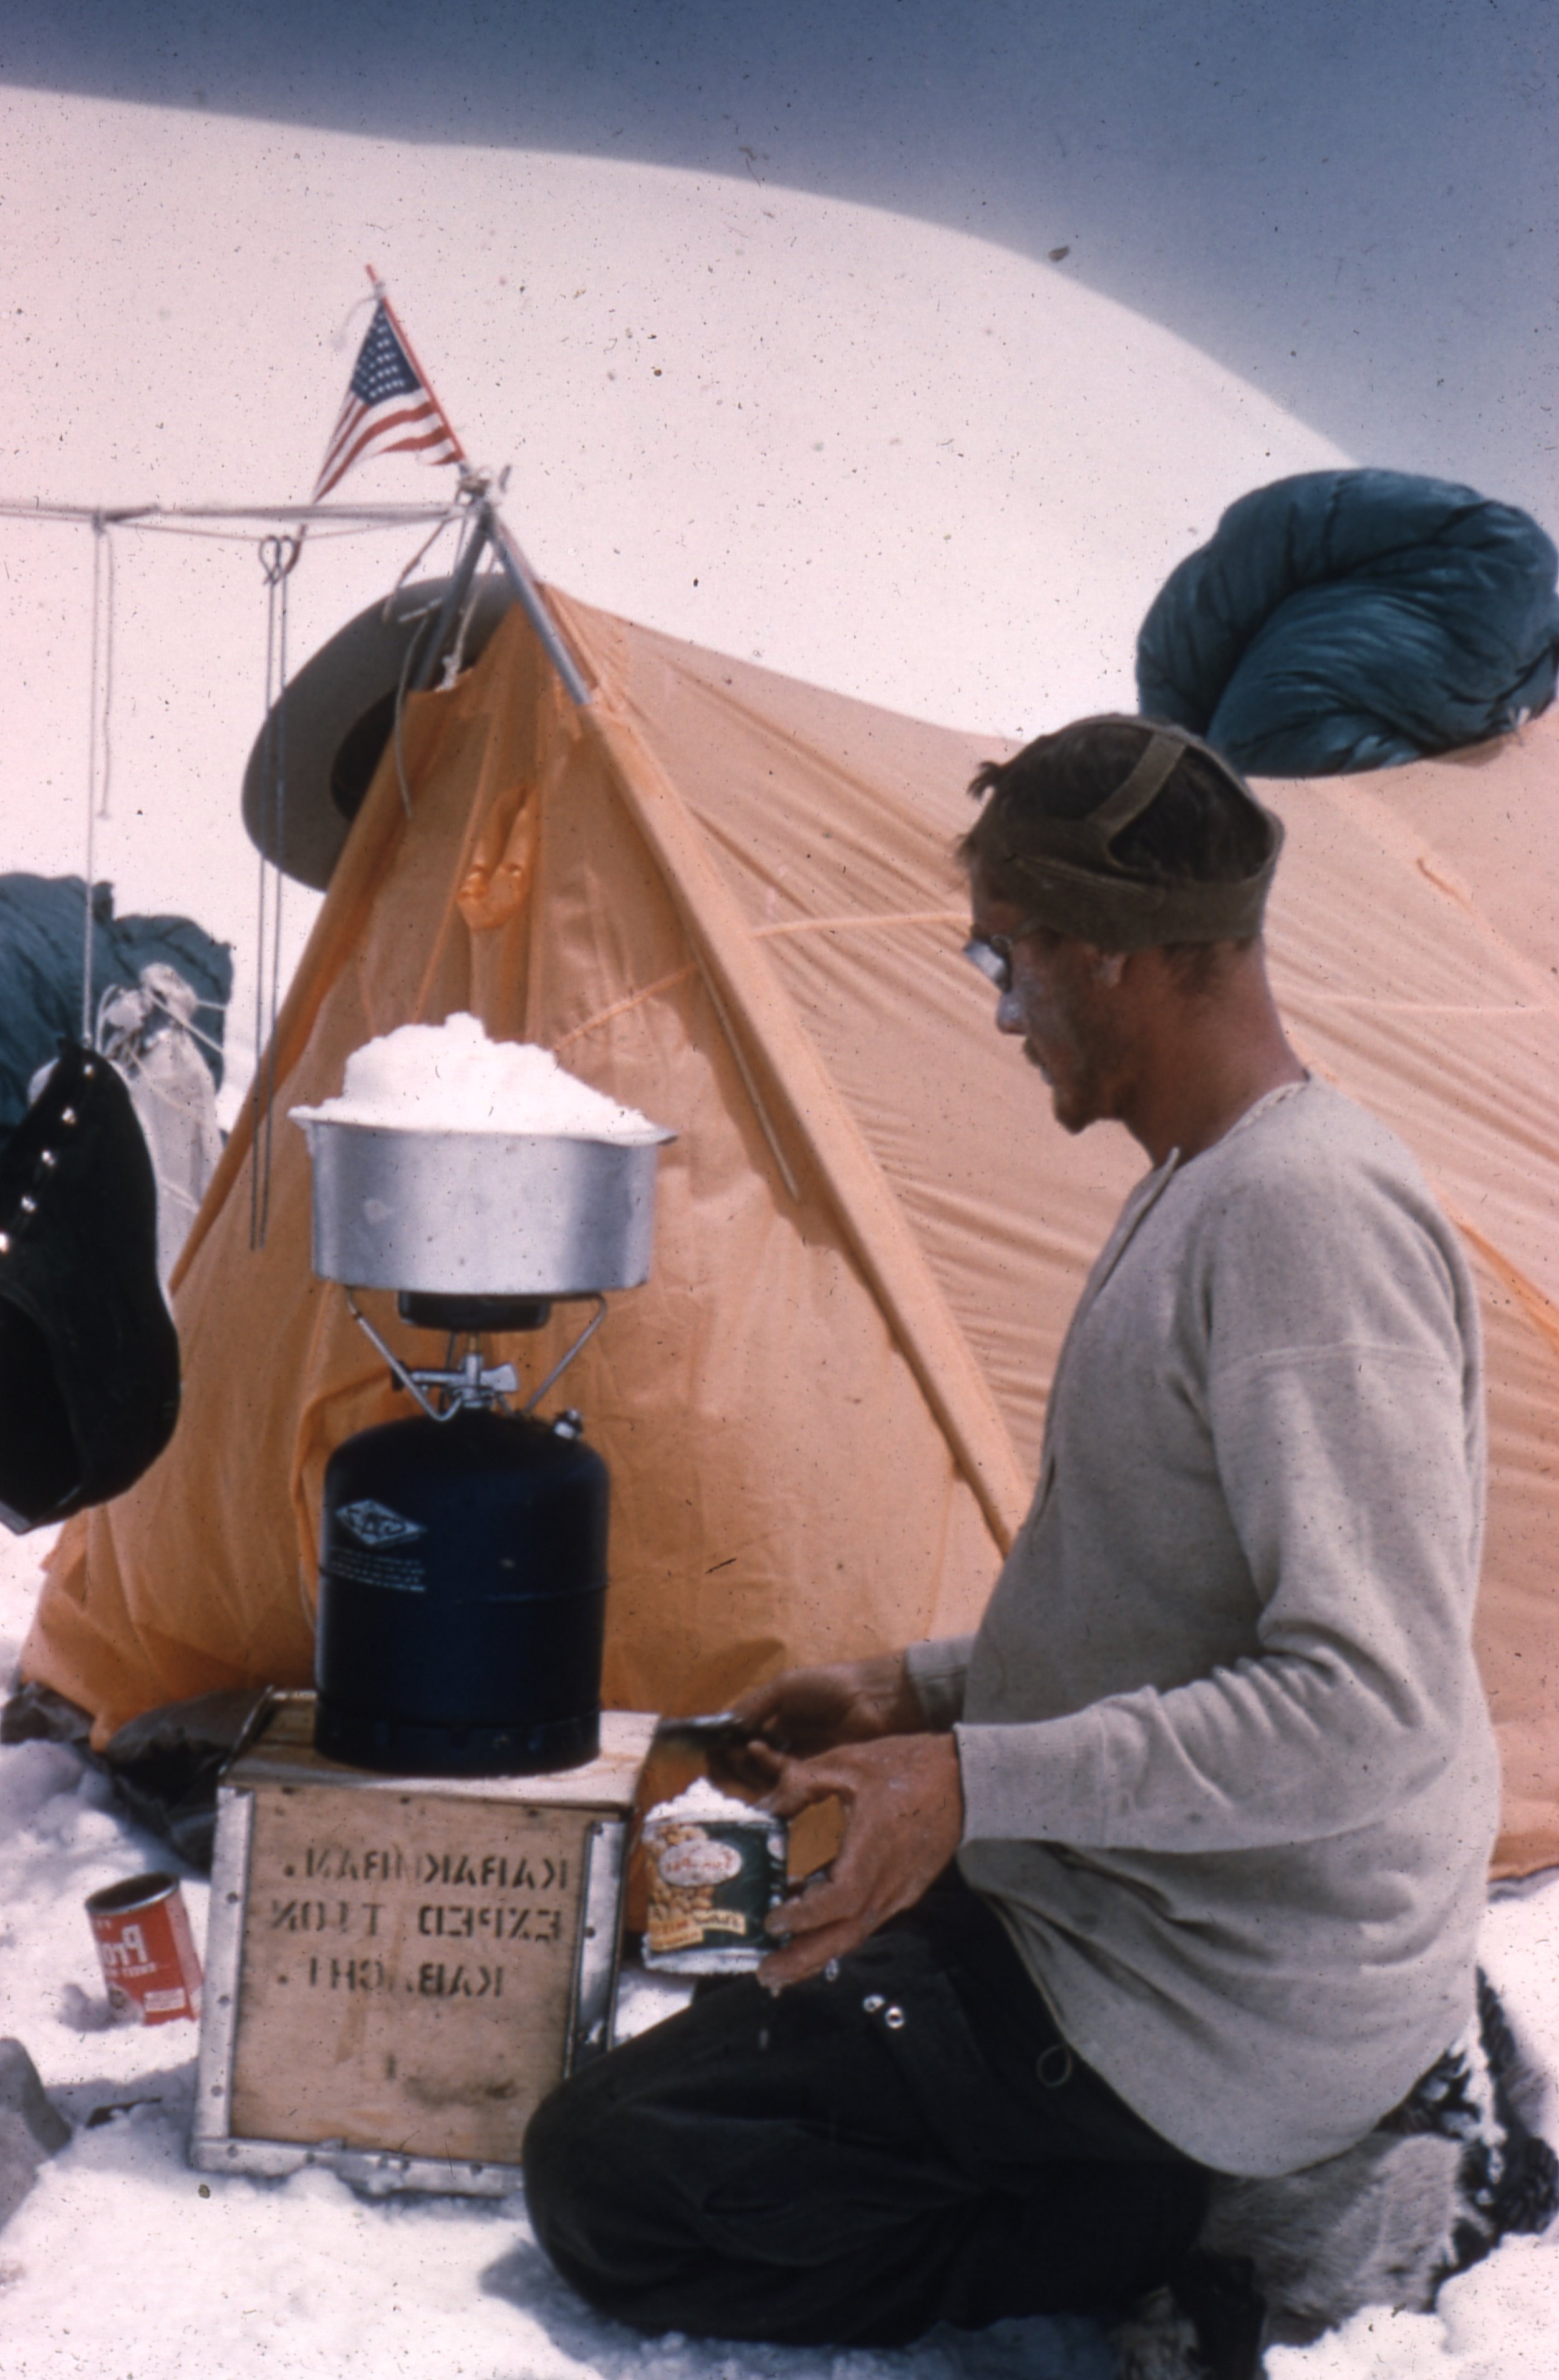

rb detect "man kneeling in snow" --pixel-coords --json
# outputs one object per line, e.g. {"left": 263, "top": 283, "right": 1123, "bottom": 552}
{"left": 524, "top": 717, "right": 1502, "bottom": 2372}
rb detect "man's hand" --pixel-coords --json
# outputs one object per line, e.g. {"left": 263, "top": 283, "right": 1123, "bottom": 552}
{"left": 751, "top": 1731, "right": 964, "bottom": 1990}
{"left": 710, "top": 1652, "right": 925, "bottom": 1792}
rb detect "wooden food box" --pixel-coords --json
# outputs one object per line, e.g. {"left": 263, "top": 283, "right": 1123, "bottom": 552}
{"left": 191, "top": 1693, "right": 655, "bottom": 2196}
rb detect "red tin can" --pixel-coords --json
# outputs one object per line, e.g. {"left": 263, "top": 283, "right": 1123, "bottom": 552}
{"left": 85, "top": 1872, "right": 203, "bottom": 2024}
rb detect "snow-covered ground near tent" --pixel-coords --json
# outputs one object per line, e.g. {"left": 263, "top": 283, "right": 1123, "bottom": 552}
{"left": 2, "top": 1521, "right": 1558, "bottom": 2379}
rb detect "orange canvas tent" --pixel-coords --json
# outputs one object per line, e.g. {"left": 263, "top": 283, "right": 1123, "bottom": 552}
{"left": 21, "top": 591, "right": 1559, "bottom": 1875}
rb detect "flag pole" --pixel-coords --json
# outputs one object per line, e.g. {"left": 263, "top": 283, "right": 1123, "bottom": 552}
{"left": 364, "top": 264, "right": 592, "bottom": 707}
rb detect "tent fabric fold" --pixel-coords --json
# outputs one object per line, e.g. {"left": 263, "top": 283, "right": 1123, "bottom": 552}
{"left": 19, "top": 593, "right": 1559, "bottom": 1877}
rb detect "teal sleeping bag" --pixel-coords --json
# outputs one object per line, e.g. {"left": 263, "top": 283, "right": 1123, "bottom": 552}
{"left": 0, "top": 876, "right": 231, "bottom": 1137}
{"left": 1136, "top": 469, "right": 1559, "bottom": 776}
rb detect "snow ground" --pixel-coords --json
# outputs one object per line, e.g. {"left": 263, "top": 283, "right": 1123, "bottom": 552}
{"left": 2, "top": 1530, "right": 1557, "bottom": 2379}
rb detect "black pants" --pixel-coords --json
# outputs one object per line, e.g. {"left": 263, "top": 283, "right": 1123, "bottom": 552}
{"left": 524, "top": 1873, "right": 1211, "bottom": 2348}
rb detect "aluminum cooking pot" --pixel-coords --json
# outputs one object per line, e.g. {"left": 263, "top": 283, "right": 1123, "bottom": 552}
{"left": 296, "top": 1116, "right": 675, "bottom": 1296}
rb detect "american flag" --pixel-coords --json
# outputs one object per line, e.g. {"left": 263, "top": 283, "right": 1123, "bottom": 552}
{"left": 312, "top": 298, "right": 465, "bottom": 501}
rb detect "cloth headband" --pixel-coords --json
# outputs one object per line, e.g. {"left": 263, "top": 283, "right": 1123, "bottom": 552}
{"left": 998, "top": 717, "right": 1285, "bottom": 950}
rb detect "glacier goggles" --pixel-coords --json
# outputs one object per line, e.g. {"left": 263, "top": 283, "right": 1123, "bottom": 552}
{"left": 962, "top": 917, "right": 1056, "bottom": 996}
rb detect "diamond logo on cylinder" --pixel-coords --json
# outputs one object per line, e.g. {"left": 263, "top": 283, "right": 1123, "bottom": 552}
{"left": 335, "top": 1499, "right": 426, "bottom": 1548}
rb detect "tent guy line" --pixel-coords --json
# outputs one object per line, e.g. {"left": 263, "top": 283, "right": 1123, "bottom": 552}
{"left": 80, "top": 520, "right": 114, "bottom": 1039}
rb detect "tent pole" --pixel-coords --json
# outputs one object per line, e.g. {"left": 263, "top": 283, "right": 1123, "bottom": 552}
{"left": 485, "top": 502, "right": 594, "bottom": 709}
{"left": 407, "top": 505, "right": 493, "bottom": 694}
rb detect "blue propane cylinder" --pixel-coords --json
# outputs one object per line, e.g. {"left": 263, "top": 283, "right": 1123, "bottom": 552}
{"left": 313, "top": 1403, "right": 609, "bottom": 1776}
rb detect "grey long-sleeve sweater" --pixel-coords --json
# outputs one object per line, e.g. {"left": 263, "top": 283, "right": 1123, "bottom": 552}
{"left": 905, "top": 1078, "right": 1499, "bottom": 2177}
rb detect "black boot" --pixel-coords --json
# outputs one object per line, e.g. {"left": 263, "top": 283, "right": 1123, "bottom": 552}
{"left": 1167, "top": 2248, "right": 1269, "bottom": 2379}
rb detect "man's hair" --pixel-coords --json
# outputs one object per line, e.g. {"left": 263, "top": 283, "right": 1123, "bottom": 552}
{"left": 957, "top": 718, "right": 1272, "bottom": 982}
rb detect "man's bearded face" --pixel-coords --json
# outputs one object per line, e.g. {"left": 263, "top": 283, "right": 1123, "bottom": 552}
{"left": 970, "top": 883, "right": 1131, "bottom": 1136}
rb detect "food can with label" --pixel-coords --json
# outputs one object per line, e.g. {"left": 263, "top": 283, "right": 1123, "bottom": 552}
{"left": 85, "top": 1871, "right": 204, "bottom": 2024}
{"left": 640, "top": 1786, "right": 788, "bottom": 1974}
